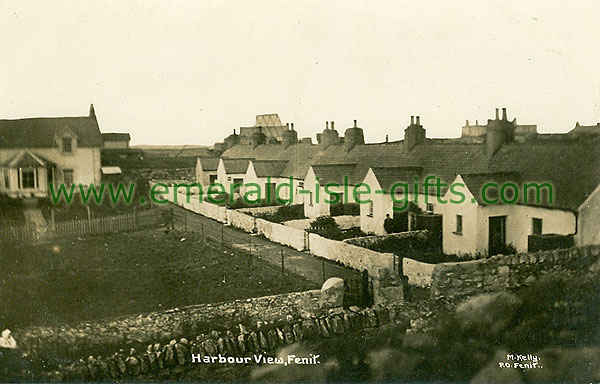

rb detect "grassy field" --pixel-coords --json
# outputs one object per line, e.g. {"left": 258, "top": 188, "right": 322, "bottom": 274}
{"left": 0, "top": 229, "right": 316, "bottom": 330}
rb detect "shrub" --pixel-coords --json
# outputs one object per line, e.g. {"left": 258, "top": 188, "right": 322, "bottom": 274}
{"left": 255, "top": 204, "right": 305, "bottom": 223}
{"left": 307, "top": 216, "right": 366, "bottom": 240}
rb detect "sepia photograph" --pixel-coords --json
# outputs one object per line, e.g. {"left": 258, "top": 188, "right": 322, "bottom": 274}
{"left": 1, "top": 1, "right": 599, "bottom": 382}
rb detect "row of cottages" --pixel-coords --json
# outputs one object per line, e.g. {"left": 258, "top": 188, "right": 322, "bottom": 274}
{"left": 301, "top": 110, "right": 600, "bottom": 256}
{"left": 200, "top": 110, "right": 600, "bottom": 255}
{"left": 0, "top": 105, "right": 103, "bottom": 198}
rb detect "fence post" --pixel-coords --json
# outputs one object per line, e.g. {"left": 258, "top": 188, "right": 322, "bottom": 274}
{"left": 201, "top": 222, "right": 205, "bottom": 243}
{"left": 322, "top": 259, "right": 325, "bottom": 283}
{"left": 50, "top": 208, "right": 55, "bottom": 235}
{"left": 184, "top": 213, "right": 187, "bottom": 231}
{"left": 221, "top": 226, "right": 224, "bottom": 246}
{"left": 281, "top": 249, "right": 284, "bottom": 277}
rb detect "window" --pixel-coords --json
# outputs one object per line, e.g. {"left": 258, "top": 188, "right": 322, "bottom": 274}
{"left": 455, "top": 214, "right": 463, "bottom": 235}
{"left": 532, "top": 218, "right": 543, "bottom": 235}
{"left": 209, "top": 174, "right": 218, "bottom": 185}
{"left": 62, "top": 137, "right": 73, "bottom": 153}
{"left": 2, "top": 169, "right": 9, "bottom": 189}
{"left": 367, "top": 201, "right": 374, "bottom": 217}
{"left": 21, "top": 168, "right": 35, "bottom": 189}
{"left": 233, "top": 178, "right": 244, "bottom": 193}
{"left": 426, "top": 203, "right": 434, "bottom": 213}
{"left": 63, "top": 169, "right": 74, "bottom": 186}
{"left": 309, "top": 192, "right": 313, "bottom": 206}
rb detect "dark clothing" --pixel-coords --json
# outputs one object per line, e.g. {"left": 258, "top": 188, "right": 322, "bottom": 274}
{"left": 383, "top": 217, "right": 394, "bottom": 234}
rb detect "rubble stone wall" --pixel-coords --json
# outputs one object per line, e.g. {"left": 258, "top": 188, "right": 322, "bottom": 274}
{"left": 430, "top": 245, "right": 600, "bottom": 299}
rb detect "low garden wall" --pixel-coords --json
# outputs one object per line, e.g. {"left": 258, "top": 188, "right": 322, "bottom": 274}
{"left": 308, "top": 233, "right": 394, "bottom": 276}
{"left": 343, "top": 230, "right": 428, "bottom": 247}
{"left": 284, "top": 215, "right": 360, "bottom": 230}
{"left": 236, "top": 206, "right": 282, "bottom": 215}
{"left": 256, "top": 219, "right": 307, "bottom": 251}
{"left": 227, "top": 209, "right": 256, "bottom": 232}
{"left": 430, "top": 245, "right": 600, "bottom": 299}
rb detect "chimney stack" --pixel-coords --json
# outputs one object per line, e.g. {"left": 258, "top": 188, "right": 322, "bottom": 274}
{"left": 466, "top": 120, "right": 469, "bottom": 126}
{"left": 326, "top": 121, "right": 329, "bottom": 130}
{"left": 331, "top": 121, "right": 335, "bottom": 130}
{"left": 495, "top": 108, "right": 500, "bottom": 120}
{"left": 286, "top": 123, "right": 289, "bottom": 129}
{"left": 416, "top": 116, "right": 420, "bottom": 125}
{"left": 404, "top": 115, "right": 426, "bottom": 152}
{"left": 502, "top": 107, "right": 507, "bottom": 120}
{"left": 354, "top": 119, "right": 357, "bottom": 128}
{"left": 411, "top": 116, "right": 414, "bottom": 125}
{"left": 291, "top": 123, "right": 294, "bottom": 130}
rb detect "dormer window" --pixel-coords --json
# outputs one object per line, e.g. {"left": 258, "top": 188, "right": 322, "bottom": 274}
{"left": 62, "top": 137, "right": 73, "bottom": 153}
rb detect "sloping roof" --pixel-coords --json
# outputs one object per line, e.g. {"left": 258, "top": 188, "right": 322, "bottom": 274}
{"left": 101, "top": 132, "right": 131, "bottom": 141}
{"left": 222, "top": 143, "right": 322, "bottom": 179}
{"left": 461, "top": 171, "right": 521, "bottom": 204}
{"left": 0, "top": 150, "right": 56, "bottom": 168}
{"left": 101, "top": 166, "right": 122, "bottom": 175}
{"left": 371, "top": 166, "right": 425, "bottom": 192}
{"left": 255, "top": 114, "right": 283, "bottom": 127}
{"left": 252, "top": 160, "right": 289, "bottom": 177}
{"left": 0, "top": 115, "right": 103, "bottom": 148}
{"left": 222, "top": 158, "right": 251, "bottom": 174}
{"left": 312, "top": 164, "right": 357, "bottom": 185}
{"left": 198, "top": 157, "right": 220, "bottom": 172}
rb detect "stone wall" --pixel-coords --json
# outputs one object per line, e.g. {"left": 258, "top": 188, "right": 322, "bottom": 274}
{"left": 430, "top": 245, "right": 600, "bottom": 299}
{"left": 16, "top": 290, "right": 334, "bottom": 362}
{"left": 41, "top": 302, "right": 428, "bottom": 382}
{"left": 236, "top": 206, "right": 282, "bottom": 215}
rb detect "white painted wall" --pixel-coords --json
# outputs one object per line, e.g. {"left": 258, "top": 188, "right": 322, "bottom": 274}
{"left": 577, "top": 184, "right": 600, "bottom": 246}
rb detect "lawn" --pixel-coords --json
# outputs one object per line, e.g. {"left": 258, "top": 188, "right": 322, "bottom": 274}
{"left": 0, "top": 229, "right": 316, "bottom": 330}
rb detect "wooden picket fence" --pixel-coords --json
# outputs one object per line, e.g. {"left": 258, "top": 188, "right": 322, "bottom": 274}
{"left": 0, "top": 209, "right": 164, "bottom": 243}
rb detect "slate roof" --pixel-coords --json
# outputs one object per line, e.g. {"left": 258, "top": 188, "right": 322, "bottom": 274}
{"left": 222, "top": 143, "right": 322, "bottom": 179}
{"left": 311, "top": 164, "right": 357, "bottom": 185}
{"left": 198, "top": 157, "right": 220, "bottom": 172}
{"left": 101, "top": 133, "right": 131, "bottom": 141}
{"left": 0, "top": 115, "right": 103, "bottom": 148}
{"left": 251, "top": 160, "right": 289, "bottom": 178}
{"left": 461, "top": 171, "right": 521, "bottom": 204}
{"left": 222, "top": 158, "right": 251, "bottom": 174}
{"left": 370, "top": 166, "right": 425, "bottom": 193}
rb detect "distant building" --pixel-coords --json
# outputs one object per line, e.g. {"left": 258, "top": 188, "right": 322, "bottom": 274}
{"left": 0, "top": 104, "right": 102, "bottom": 198}
{"left": 101, "top": 132, "right": 131, "bottom": 150}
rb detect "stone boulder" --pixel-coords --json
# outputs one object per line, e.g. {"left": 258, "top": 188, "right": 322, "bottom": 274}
{"left": 320, "top": 277, "right": 345, "bottom": 309}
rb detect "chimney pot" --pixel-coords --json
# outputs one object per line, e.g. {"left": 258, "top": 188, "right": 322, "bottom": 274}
{"left": 354, "top": 119, "right": 357, "bottom": 128}
{"left": 495, "top": 108, "right": 500, "bottom": 120}
{"left": 476, "top": 120, "right": 479, "bottom": 125}
{"left": 416, "top": 116, "right": 420, "bottom": 125}
{"left": 291, "top": 123, "right": 294, "bottom": 130}
{"left": 411, "top": 116, "right": 414, "bottom": 125}
{"left": 326, "top": 121, "right": 329, "bottom": 130}
{"left": 286, "top": 123, "right": 289, "bottom": 129}
{"left": 331, "top": 121, "right": 335, "bottom": 130}
{"left": 466, "top": 119, "right": 469, "bottom": 126}
{"left": 502, "top": 107, "right": 507, "bottom": 120}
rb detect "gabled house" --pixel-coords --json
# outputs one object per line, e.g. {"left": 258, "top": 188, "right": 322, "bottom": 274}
{"left": 195, "top": 157, "right": 220, "bottom": 188}
{"left": 101, "top": 132, "right": 131, "bottom": 150}
{"left": 216, "top": 158, "right": 251, "bottom": 196}
{"left": 303, "top": 163, "right": 359, "bottom": 218}
{"left": 577, "top": 182, "right": 600, "bottom": 246}
{"left": 0, "top": 104, "right": 102, "bottom": 198}
{"left": 242, "top": 160, "right": 290, "bottom": 202}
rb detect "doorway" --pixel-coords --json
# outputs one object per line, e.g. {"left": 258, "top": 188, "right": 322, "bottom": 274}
{"left": 488, "top": 216, "right": 507, "bottom": 256}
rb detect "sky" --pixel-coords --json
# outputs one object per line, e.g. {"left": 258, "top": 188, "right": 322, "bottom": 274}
{"left": 1, "top": 0, "right": 600, "bottom": 145}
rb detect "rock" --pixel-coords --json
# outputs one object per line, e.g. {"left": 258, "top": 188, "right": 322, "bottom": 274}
{"left": 276, "top": 327, "right": 285, "bottom": 345}
{"left": 115, "top": 354, "right": 127, "bottom": 375}
{"left": 455, "top": 292, "right": 522, "bottom": 337}
{"left": 320, "top": 277, "right": 345, "bottom": 308}
{"left": 330, "top": 315, "right": 345, "bottom": 335}
{"left": 217, "top": 337, "right": 226, "bottom": 354}
{"left": 107, "top": 357, "right": 119, "bottom": 378}
{"left": 301, "top": 319, "right": 318, "bottom": 339}
{"left": 292, "top": 322, "right": 303, "bottom": 342}
{"left": 259, "top": 331, "right": 269, "bottom": 349}
{"left": 283, "top": 324, "right": 295, "bottom": 344}
{"left": 164, "top": 344, "right": 176, "bottom": 366}
{"left": 250, "top": 331, "right": 261, "bottom": 351}
{"left": 175, "top": 342, "right": 188, "bottom": 365}
{"left": 203, "top": 339, "right": 217, "bottom": 355}
{"left": 267, "top": 328, "right": 279, "bottom": 349}
{"left": 140, "top": 355, "right": 150, "bottom": 374}
{"left": 318, "top": 318, "right": 330, "bottom": 338}
{"left": 588, "top": 258, "right": 600, "bottom": 277}
{"left": 237, "top": 334, "right": 247, "bottom": 353}
{"left": 364, "top": 308, "right": 379, "bottom": 328}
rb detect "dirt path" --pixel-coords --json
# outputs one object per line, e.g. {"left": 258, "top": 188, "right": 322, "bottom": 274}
{"left": 168, "top": 203, "right": 361, "bottom": 285}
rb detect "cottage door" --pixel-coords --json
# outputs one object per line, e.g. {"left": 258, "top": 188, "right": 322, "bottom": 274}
{"left": 488, "top": 216, "right": 507, "bottom": 256}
